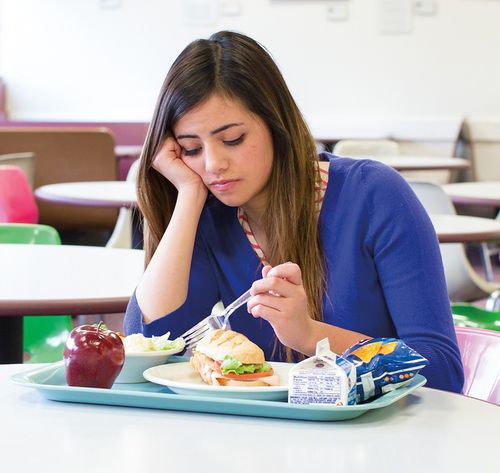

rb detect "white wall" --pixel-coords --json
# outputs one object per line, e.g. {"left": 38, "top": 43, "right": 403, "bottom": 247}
{"left": 1, "top": 0, "right": 500, "bottom": 141}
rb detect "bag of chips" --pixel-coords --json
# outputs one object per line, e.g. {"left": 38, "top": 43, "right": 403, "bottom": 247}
{"left": 341, "top": 338, "right": 429, "bottom": 403}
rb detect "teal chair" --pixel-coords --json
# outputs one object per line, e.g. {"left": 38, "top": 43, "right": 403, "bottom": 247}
{"left": 0, "top": 223, "right": 73, "bottom": 362}
{"left": 451, "top": 303, "right": 500, "bottom": 332}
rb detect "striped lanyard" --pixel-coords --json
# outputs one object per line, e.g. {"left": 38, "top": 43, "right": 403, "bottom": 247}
{"left": 238, "top": 161, "right": 329, "bottom": 265}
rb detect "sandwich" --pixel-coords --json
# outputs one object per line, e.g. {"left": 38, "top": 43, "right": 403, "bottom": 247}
{"left": 190, "top": 329, "right": 280, "bottom": 387}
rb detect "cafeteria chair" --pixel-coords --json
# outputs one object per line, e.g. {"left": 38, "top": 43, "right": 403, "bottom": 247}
{"left": 452, "top": 303, "right": 500, "bottom": 332}
{"left": 0, "top": 223, "right": 73, "bottom": 362}
{"left": 333, "top": 139, "right": 427, "bottom": 181}
{"left": 0, "top": 164, "right": 38, "bottom": 223}
{"left": 0, "top": 152, "right": 35, "bottom": 189}
{"left": 408, "top": 180, "right": 500, "bottom": 303}
{"left": 333, "top": 139, "right": 400, "bottom": 158}
{"left": 457, "top": 117, "right": 500, "bottom": 182}
{"left": 455, "top": 118, "right": 500, "bottom": 272}
{"left": 0, "top": 128, "right": 118, "bottom": 231}
{"left": 455, "top": 326, "right": 500, "bottom": 405}
{"left": 106, "top": 158, "right": 140, "bottom": 249}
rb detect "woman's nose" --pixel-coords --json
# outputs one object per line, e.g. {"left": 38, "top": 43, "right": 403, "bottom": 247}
{"left": 204, "top": 147, "right": 229, "bottom": 174}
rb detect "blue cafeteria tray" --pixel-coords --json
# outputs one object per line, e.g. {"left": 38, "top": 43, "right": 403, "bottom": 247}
{"left": 10, "top": 357, "right": 426, "bottom": 422}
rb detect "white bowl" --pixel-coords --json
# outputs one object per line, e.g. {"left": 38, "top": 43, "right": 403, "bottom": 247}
{"left": 114, "top": 346, "right": 184, "bottom": 384}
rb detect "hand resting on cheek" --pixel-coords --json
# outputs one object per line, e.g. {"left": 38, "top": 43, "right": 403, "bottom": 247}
{"left": 152, "top": 137, "right": 207, "bottom": 194}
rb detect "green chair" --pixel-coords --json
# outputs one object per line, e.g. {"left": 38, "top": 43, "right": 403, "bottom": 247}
{"left": 0, "top": 223, "right": 73, "bottom": 362}
{"left": 451, "top": 303, "right": 500, "bottom": 332}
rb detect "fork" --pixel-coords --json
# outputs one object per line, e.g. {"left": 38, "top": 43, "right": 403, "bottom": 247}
{"left": 181, "top": 288, "right": 252, "bottom": 351}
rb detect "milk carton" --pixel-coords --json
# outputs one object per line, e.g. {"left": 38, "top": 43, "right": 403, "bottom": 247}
{"left": 288, "top": 338, "right": 357, "bottom": 406}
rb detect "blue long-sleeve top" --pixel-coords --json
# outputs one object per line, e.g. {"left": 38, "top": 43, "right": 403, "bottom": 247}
{"left": 124, "top": 154, "right": 464, "bottom": 393}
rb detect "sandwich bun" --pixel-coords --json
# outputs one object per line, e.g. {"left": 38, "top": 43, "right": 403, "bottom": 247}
{"left": 190, "top": 329, "right": 280, "bottom": 387}
{"left": 195, "top": 329, "right": 265, "bottom": 365}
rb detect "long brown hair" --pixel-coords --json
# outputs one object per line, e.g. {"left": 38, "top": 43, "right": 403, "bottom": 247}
{"left": 137, "top": 31, "right": 325, "bottom": 360}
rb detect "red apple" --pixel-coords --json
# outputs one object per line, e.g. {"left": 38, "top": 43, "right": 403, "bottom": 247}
{"left": 64, "top": 323, "right": 125, "bottom": 388}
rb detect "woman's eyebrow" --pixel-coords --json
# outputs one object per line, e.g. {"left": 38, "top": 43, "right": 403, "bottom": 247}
{"left": 210, "top": 122, "right": 244, "bottom": 135}
{"left": 176, "top": 122, "right": 244, "bottom": 140}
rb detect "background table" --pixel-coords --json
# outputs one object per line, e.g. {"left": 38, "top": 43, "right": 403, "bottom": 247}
{"left": 443, "top": 181, "right": 500, "bottom": 206}
{"left": 1, "top": 363, "right": 498, "bottom": 473}
{"left": 35, "top": 181, "right": 137, "bottom": 208}
{"left": 431, "top": 214, "right": 500, "bottom": 243}
{"left": 35, "top": 181, "right": 141, "bottom": 248}
{"left": 114, "top": 145, "right": 141, "bottom": 180}
{"left": 0, "top": 245, "right": 144, "bottom": 363}
{"left": 442, "top": 181, "right": 500, "bottom": 280}
{"left": 322, "top": 154, "right": 469, "bottom": 171}
{"left": 370, "top": 155, "right": 470, "bottom": 171}
{"left": 115, "top": 145, "right": 142, "bottom": 157}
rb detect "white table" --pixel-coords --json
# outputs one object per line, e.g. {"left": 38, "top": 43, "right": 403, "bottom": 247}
{"left": 1, "top": 363, "right": 498, "bottom": 473}
{"left": 35, "top": 181, "right": 142, "bottom": 248}
{"left": 363, "top": 156, "right": 470, "bottom": 171}
{"left": 443, "top": 181, "right": 500, "bottom": 207}
{"left": 431, "top": 214, "right": 500, "bottom": 243}
{"left": 442, "top": 181, "right": 500, "bottom": 281}
{"left": 430, "top": 214, "right": 500, "bottom": 282}
{"left": 35, "top": 181, "right": 137, "bottom": 208}
{"left": 0, "top": 244, "right": 144, "bottom": 315}
{"left": 0, "top": 245, "right": 144, "bottom": 363}
{"left": 34, "top": 163, "right": 473, "bottom": 211}
{"left": 115, "top": 145, "right": 142, "bottom": 157}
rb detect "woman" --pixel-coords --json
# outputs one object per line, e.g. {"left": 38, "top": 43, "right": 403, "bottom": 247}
{"left": 124, "top": 31, "right": 463, "bottom": 392}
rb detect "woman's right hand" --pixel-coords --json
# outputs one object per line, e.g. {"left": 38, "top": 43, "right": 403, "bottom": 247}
{"left": 152, "top": 137, "right": 206, "bottom": 194}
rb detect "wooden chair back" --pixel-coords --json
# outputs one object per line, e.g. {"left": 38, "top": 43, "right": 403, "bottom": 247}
{"left": 0, "top": 128, "right": 118, "bottom": 230}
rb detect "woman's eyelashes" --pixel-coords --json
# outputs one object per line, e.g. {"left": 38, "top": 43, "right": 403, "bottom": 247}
{"left": 181, "top": 134, "right": 246, "bottom": 157}
{"left": 182, "top": 147, "right": 201, "bottom": 157}
{"left": 224, "top": 134, "right": 245, "bottom": 146}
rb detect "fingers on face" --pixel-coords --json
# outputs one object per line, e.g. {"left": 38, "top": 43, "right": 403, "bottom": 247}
{"left": 158, "top": 137, "right": 180, "bottom": 158}
{"left": 166, "top": 137, "right": 182, "bottom": 156}
{"left": 152, "top": 138, "right": 181, "bottom": 172}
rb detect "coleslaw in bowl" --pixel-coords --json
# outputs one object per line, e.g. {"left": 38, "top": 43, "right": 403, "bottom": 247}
{"left": 114, "top": 333, "right": 185, "bottom": 384}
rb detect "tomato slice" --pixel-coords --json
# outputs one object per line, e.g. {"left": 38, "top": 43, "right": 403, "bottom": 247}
{"left": 217, "top": 369, "right": 274, "bottom": 380}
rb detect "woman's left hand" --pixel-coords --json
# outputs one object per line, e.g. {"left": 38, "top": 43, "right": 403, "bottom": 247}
{"left": 247, "top": 262, "right": 314, "bottom": 354}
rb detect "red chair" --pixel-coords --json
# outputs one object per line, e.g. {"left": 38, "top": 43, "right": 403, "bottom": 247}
{"left": 0, "top": 165, "right": 38, "bottom": 223}
{"left": 455, "top": 326, "right": 500, "bottom": 405}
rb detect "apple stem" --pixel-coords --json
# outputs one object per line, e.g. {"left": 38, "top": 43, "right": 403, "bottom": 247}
{"left": 97, "top": 321, "right": 103, "bottom": 333}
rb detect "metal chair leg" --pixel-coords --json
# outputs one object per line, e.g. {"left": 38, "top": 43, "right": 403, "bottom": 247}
{"left": 485, "top": 289, "right": 500, "bottom": 312}
{"left": 480, "top": 242, "right": 495, "bottom": 282}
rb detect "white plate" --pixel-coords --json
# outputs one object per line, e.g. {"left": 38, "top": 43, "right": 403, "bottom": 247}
{"left": 143, "top": 361, "right": 293, "bottom": 401}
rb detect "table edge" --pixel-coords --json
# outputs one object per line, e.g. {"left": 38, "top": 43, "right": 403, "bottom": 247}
{"left": 0, "top": 297, "right": 130, "bottom": 316}
{"left": 35, "top": 187, "right": 135, "bottom": 208}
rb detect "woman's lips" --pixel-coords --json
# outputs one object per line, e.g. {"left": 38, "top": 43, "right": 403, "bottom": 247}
{"left": 209, "top": 179, "right": 239, "bottom": 192}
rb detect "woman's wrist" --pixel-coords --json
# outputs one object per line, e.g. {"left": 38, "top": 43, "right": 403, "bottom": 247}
{"left": 292, "top": 318, "right": 321, "bottom": 357}
{"left": 298, "top": 321, "right": 370, "bottom": 356}
{"left": 136, "top": 183, "right": 207, "bottom": 322}
{"left": 177, "top": 182, "right": 207, "bottom": 205}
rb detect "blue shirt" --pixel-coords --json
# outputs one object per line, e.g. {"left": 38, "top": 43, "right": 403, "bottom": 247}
{"left": 124, "top": 155, "right": 464, "bottom": 393}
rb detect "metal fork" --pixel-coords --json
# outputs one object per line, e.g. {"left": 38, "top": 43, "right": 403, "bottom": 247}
{"left": 181, "top": 288, "right": 252, "bottom": 351}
